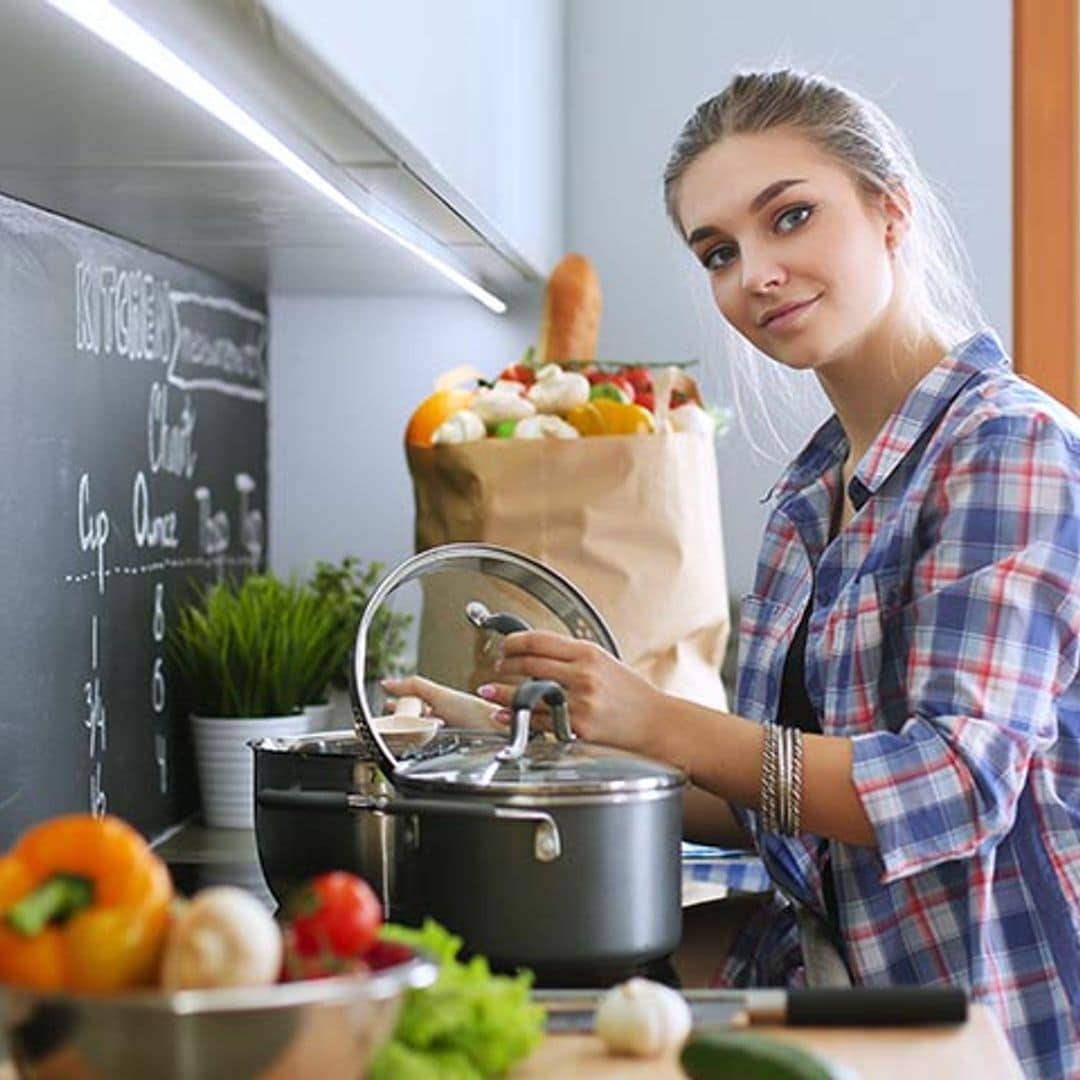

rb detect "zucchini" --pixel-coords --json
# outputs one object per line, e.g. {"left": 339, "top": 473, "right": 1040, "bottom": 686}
{"left": 680, "top": 1031, "right": 838, "bottom": 1079}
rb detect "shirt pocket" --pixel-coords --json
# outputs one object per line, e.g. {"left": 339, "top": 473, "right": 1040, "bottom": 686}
{"left": 736, "top": 593, "right": 801, "bottom": 722}
{"left": 819, "top": 570, "right": 906, "bottom": 735}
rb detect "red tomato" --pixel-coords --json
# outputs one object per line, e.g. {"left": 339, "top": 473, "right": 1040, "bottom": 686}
{"left": 279, "top": 924, "right": 370, "bottom": 981}
{"left": 621, "top": 366, "right": 654, "bottom": 394}
{"left": 498, "top": 363, "right": 536, "bottom": 386}
{"left": 363, "top": 940, "right": 414, "bottom": 971}
{"left": 286, "top": 872, "right": 382, "bottom": 963}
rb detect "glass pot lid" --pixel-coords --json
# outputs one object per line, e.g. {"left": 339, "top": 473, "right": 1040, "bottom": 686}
{"left": 350, "top": 543, "right": 684, "bottom": 794}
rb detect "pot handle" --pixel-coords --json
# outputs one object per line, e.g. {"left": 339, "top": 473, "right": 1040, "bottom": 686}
{"left": 499, "top": 679, "right": 573, "bottom": 761}
{"left": 257, "top": 788, "right": 561, "bottom": 862}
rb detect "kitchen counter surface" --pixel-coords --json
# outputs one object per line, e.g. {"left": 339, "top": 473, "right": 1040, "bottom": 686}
{"left": 0, "top": 825, "right": 1025, "bottom": 1077}
{"left": 519, "top": 1002, "right": 1023, "bottom": 1078}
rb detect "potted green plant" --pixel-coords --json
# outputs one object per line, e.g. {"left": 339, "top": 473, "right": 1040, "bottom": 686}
{"left": 308, "top": 556, "right": 413, "bottom": 724}
{"left": 169, "top": 573, "right": 343, "bottom": 828}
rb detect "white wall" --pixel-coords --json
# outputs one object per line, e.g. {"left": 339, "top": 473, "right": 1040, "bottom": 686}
{"left": 564, "top": 0, "right": 1011, "bottom": 596}
{"left": 268, "top": 294, "right": 540, "bottom": 577}
{"left": 268, "top": 1, "right": 1012, "bottom": 598}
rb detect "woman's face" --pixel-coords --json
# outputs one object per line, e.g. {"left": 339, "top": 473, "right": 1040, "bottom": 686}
{"left": 674, "top": 129, "right": 902, "bottom": 373}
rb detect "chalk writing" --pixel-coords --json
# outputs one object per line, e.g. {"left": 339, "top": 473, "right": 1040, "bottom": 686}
{"left": 75, "top": 261, "right": 172, "bottom": 362}
{"left": 77, "top": 473, "right": 109, "bottom": 595}
{"left": 132, "top": 471, "right": 179, "bottom": 549}
{"left": 236, "top": 473, "right": 264, "bottom": 566}
{"left": 194, "top": 485, "right": 230, "bottom": 562}
{"left": 90, "top": 760, "right": 107, "bottom": 818}
{"left": 147, "top": 382, "right": 198, "bottom": 478}
{"left": 168, "top": 292, "right": 267, "bottom": 401}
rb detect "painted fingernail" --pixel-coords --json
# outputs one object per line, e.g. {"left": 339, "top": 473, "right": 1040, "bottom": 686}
{"left": 380, "top": 678, "right": 399, "bottom": 688}
{"left": 492, "top": 709, "right": 511, "bottom": 725}
{"left": 476, "top": 684, "right": 497, "bottom": 700}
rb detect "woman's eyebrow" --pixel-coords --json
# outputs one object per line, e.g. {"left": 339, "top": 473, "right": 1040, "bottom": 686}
{"left": 685, "top": 177, "right": 808, "bottom": 247}
{"left": 749, "top": 177, "right": 807, "bottom": 214}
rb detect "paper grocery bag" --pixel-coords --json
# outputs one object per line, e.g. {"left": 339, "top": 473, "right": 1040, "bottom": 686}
{"left": 406, "top": 433, "right": 730, "bottom": 709}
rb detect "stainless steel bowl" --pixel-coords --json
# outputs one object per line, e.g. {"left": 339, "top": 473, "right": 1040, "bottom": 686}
{"left": 0, "top": 950, "right": 435, "bottom": 1079}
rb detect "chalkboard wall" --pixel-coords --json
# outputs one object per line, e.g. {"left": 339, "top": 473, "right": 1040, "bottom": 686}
{"left": 0, "top": 192, "right": 268, "bottom": 847}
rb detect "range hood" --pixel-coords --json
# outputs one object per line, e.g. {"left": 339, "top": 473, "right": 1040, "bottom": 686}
{"left": 0, "top": 0, "right": 538, "bottom": 303}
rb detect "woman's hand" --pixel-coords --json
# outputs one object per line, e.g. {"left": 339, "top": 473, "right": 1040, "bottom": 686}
{"left": 478, "top": 630, "right": 668, "bottom": 754}
{"left": 380, "top": 675, "right": 503, "bottom": 730}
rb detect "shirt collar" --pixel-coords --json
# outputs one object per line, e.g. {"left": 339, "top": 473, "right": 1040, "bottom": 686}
{"left": 766, "top": 329, "right": 1010, "bottom": 504}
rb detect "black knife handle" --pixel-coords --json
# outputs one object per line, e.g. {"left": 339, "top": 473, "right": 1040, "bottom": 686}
{"left": 785, "top": 987, "right": 968, "bottom": 1026}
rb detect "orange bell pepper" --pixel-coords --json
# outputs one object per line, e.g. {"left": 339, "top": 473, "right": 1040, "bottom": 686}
{"left": 0, "top": 814, "right": 174, "bottom": 993}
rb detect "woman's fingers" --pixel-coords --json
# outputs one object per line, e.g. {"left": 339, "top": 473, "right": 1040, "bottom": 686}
{"left": 381, "top": 675, "right": 501, "bottom": 729}
{"left": 500, "top": 630, "right": 583, "bottom": 663}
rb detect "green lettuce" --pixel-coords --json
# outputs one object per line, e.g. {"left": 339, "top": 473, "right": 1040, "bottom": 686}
{"left": 368, "top": 920, "right": 546, "bottom": 1078}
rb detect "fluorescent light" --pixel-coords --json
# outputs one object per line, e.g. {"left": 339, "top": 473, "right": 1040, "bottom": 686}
{"left": 43, "top": 0, "right": 508, "bottom": 314}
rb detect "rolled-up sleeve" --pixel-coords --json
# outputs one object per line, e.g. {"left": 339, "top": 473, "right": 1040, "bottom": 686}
{"left": 851, "top": 414, "right": 1080, "bottom": 883}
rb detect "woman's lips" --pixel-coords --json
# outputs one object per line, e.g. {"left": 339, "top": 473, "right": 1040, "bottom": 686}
{"left": 760, "top": 294, "right": 822, "bottom": 330}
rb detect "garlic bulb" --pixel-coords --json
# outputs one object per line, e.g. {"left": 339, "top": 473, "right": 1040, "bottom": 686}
{"left": 513, "top": 414, "right": 580, "bottom": 440}
{"left": 161, "top": 886, "right": 282, "bottom": 990}
{"left": 432, "top": 409, "right": 486, "bottom": 445}
{"left": 526, "top": 364, "right": 590, "bottom": 414}
{"left": 595, "top": 977, "right": 692, "bottom": 1057}
{"left": 471, "top": 387, "right": 536, "bottom": 426}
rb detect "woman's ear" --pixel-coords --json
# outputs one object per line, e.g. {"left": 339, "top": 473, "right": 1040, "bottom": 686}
{"left": 880, "top": 182, "right": 912, "bottom": 255}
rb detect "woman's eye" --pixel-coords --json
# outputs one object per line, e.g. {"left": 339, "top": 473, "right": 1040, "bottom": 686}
{"left": 776, "top": 204, "right": 814, "bottom": 233}
{"left": 702, "top": 243, "right": 737, "bottom": 271}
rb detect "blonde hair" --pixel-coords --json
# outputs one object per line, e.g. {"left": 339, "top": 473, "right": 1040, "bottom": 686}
{"left": 662, "top": 69, "right": 984, "bottom": 459}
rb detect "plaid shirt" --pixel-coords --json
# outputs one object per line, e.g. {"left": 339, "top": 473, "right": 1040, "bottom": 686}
{"left": 722, "top": 331, "right": 1080, "bottom": 1077}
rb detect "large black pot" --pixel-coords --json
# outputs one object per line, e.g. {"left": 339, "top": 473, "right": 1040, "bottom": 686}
{"left": 254, "top": 545, "right": 687, "bottom": 982}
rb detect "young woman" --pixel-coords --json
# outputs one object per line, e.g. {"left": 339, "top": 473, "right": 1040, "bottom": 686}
{"left": 386, "top": 71, "right": 1079, "bottom": 1076}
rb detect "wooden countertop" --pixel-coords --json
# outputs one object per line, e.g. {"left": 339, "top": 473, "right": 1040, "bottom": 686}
{"left": 518, "top": 1003, "right": 1023, "bottom": 1078}
{"left": 0, "top": 1005, "right": 1023, "bottom": 1080}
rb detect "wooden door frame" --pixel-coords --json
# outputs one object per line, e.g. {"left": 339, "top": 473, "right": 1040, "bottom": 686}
{"left": 1014, "top": 0, "right": 1079, "bottom": 407}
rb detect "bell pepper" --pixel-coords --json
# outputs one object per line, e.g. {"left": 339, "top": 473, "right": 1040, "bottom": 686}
{"left": 565, "top": 399, "right": 656, "bottom": 436}
{"left": 0, "top": 814, "right": 174, "bottom": 993}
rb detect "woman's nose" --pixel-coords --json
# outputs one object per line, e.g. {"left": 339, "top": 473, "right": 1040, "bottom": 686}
{"left": 740, "top": 248, "right": 786, "bottom": 292}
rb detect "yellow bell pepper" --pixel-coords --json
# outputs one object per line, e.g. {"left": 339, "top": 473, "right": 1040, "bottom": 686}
{"left": 0, "top": 814, "right": 174, "bottom": 992}
{"left": 565, "top": 398, "right": 656, "bottom": 436}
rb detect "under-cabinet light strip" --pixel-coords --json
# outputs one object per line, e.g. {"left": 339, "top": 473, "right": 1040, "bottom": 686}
{"left": 43, "top": 0, "right": 508, "bottom": 314}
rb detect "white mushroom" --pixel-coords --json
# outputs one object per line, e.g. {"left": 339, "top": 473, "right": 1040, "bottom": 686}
{"left": 431, "top": 409, "right": 487, "bottom": 445}
{"left": 595, "top": 977, "right": 692, "bottom": 1058}
{"left": 670, "top": 402, "right": 716, "bottom": 436}
{"left": 526, "top": 364, "right": 591, "bottom": 415}
{"left": 471, "top": 387, "right": 537, "bottom": 427}
{"left": 513, "top": 414, "right": 580, "bottom": 440}
{"left": 160, "top": 886, "right": 282, "bottom": 990}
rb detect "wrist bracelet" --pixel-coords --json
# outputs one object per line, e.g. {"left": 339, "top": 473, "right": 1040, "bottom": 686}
{"left": 759, "top": 722, "right": 778, "bottom": 833}
{"left": 760, "top": 723, "right": 804, "bottom": 837}
{"left": 788, "top": 727, "right": 804, "bottom": 836}
{"left": 778, "top": 725, "right": 791, "bottom": 835}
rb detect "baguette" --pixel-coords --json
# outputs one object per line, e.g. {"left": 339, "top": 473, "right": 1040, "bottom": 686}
{"left": 537, "top": 253, "right": 602, "bottom": 367}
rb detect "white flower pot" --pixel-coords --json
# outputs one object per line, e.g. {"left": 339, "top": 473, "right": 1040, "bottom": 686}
{"left": 324, "top": 685, "right": 360, "bottom": 731}
{"left": 191, "top": 713, "right": 308, "bottom": 829}
{"left": 302, "top": 701, "right": 339, "bottom": 734}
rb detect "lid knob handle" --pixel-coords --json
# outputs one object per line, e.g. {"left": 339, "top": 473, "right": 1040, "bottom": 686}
{"left": 498, "top": 679, "right": 573, "bottom": 761}
{"left": 464, "top": 601, "right": 532, "bottom": 636}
